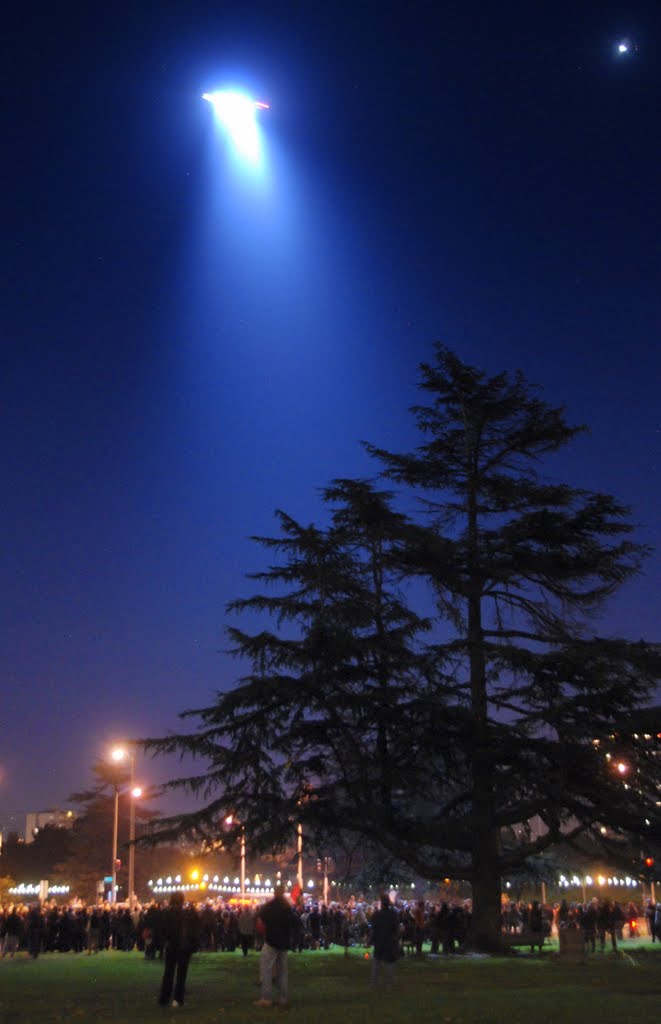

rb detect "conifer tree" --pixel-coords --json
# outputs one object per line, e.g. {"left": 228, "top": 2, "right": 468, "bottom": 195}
{"left": 142, "top": 482, "right": 437, "bottom": 854}
{"left": 144, "top": 346, "right": 661, "bottom": 950}
{"left": 364, "top": 345, "right": 661, "bottom": 947}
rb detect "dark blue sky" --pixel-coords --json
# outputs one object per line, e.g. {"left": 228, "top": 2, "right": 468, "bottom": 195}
{"left": 2, "top": 1, "right": 660, "bottom": 817}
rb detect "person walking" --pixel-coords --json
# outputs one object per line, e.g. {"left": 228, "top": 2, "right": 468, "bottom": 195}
{"left": 157, "top": 892, "right": 200, "bottom": 1009}
{"left": 254, "top": 885, "right": 295, "bottom": 1008}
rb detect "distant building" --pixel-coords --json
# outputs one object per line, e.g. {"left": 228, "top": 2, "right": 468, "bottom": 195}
{"left": 25, "top": 808, "right": 76, "bottom": 843}
{"left": 0, "top": 813, "right": 23, "bottom": 843}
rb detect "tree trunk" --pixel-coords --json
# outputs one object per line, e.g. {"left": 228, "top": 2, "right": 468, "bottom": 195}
{"left": 466, "top": 474, "right": 502, "bottom": 951}
{"left": 470, "top": 824, "right": 503, "bottom": 951}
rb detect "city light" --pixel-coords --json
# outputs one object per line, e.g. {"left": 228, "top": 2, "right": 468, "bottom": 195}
{"left": 8, "top": 883, "right": 70, "bottom": 896}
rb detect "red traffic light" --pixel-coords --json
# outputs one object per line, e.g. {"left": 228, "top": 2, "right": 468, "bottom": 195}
{"left": 644, "top": 856, "right": 654, "bottom": 868}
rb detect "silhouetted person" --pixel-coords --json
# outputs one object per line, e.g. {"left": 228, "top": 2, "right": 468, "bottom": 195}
{"left": 370, "top": 895, "right": 400, "bottom": 988}
{"left": 254, "top": 884, "right": 295, "bottom": 1008}
{"left": 157, "top": 892, "right": 200, "bottom": 1008}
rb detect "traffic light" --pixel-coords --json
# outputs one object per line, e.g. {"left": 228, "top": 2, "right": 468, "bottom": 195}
{"left": 642, "top": 856, "right": 655, "bottom": 882}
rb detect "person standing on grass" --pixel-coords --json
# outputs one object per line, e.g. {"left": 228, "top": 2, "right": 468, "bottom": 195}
{"left": 581, "top": 900, "right": 597, "bottom": 954}
{"left": 528, "top": 900, "right": 544, "bottom": 953}
{"left": 413, "top": 900, "right": 426, "bottom": 956}
{"left": 370, "top": 895, "right": 400, "bottom": 989}
{"left": 25, "top": 904, "right": 44, "bottom": 959}
{"left": 644, "top": 900, "right": 655, "bottom": 940}
{"left": 238, "top": 904, "right": 256, "bottom": 956}
{"left": 2, "top": 907, "right": 22, "bottom": 958}
{"left": 254, "top": 884, "right": 295, "bottom": 1008}
{"left": 157, "top": 892, "right": 200, "bottom": 1009}
{"left": 596, "top": 899, "right": 617, "bottom": 953}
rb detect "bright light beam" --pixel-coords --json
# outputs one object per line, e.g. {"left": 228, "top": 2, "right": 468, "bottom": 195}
{"left": 202, "top": 90, "right": 269, "bottom": 163}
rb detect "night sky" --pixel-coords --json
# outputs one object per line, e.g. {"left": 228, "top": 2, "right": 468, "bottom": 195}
{"left": 2, "top": 1, "right": 660, "bottom": 819}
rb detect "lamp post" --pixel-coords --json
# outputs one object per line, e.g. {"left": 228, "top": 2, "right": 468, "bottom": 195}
{"left": 128, "top": 786, "right": 142, "bottom": 909}
{"left": 240, "top": 828, "right": 246, "bottom": 900}
{"left": 322, "top": 857, "right": 333, "bottom": 906}
{"left": 110, "top": 745, "right": 135, "bottom": 905}
{"left": 225, "top": 815, "right": 246, "bottom": 900}
{"left": 110, "top": 780, "right": 120, "bottom": 905}
{"left": 297, "top": 822, "right": 303, "bottom": 892}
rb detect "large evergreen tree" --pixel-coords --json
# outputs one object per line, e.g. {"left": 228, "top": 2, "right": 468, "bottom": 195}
{"left": 364, "top": 345, "right": 661, "bottom": 946}
{"left": 144, "top": 346, "right": 661, "bottom": 950}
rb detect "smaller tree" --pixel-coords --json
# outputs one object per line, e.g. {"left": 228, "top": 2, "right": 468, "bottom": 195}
{"left": 0, "top": 875, "right": 17, "bottom": 903}
{"left": 59, "top": 760, "right": 159, "bottom": 902}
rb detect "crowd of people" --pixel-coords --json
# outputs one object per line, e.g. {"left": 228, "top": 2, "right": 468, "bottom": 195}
{"left": 502, "top": 896, "right": 661, "bottom": 952}
{"left": 2, "top": 890, "right": 660, "bottom": 1009}
{"left": 0, "top": 896, "right": 472, "bottom": 959}
{"left": 1, "top": 892, "right": 659, "bottom": 962}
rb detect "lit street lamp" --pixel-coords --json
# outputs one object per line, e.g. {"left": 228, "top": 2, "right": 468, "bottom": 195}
{"left": 109, "top": 745, "right": 141, "bottom": 906}
{"left": 109, "top": 747, "right": 128, "bottom": 904}
{"left": 129, "top": 786, "right": 143, "bottom": 910}
{"left": 225, "top": 815, "right": 246, "bottom": 899}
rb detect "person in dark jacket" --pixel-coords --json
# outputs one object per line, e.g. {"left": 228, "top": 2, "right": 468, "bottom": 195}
{"left": 157, "top": 892, "right": 200, "bottom": 1008}
{"left": 528, "top": 901, "right": 544, "bottom": 953}
{"left": 142, "top": 902, "right": 162, "bottom": 960}
{"left": 254, "top": 885, "right": 296, "bottom": 1008}
{"left": 2, "top": 908, "right": 23, "bottom": 957}
{"left": 597, "top": 899, "right": 617, "bottom": 952}
{"left": 370, "top": 895, "right": 400, "bottom": 988}
{"left": 581, "top": 900, "right": 597, "bottom": 953}
{"left": 238, "top": 906, "right": 256, "bottom": 956}
{"left": 25, "top": 905, "right": 44, "bottom": 959}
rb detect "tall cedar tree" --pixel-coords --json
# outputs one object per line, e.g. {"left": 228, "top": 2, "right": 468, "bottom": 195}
{"left": 143, "top": 347, "right": 661, "bottom": 950}
{"left": 364, "top": 345, "right": 661, "bottom": 948}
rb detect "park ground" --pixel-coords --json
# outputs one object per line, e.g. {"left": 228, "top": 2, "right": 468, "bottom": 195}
{"left": 1, "top": 941, "right": 661, "bottom": 1024}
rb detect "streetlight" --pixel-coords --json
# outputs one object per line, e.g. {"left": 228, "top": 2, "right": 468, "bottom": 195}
{"left": 109, "top": 745, "right": 141, "bottom": 907}
{"left": 225, "top": 815, "right": 246, "bottom": 899}
{"left": 109, "top": 747, "right": 129, "bottom": 904}
{"left": 129, "top": 787, "right": 142, "bottom": 909}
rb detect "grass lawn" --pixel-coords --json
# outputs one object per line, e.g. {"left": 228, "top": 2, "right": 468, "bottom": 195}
{"left": 1, "top": 944, "right": 661, "bottom": 1024}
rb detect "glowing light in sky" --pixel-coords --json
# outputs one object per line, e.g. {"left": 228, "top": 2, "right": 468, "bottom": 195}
{"left": 202, "top": 90, "right": 269, "bottom": 163}
{"left": 615, "top": 39, "right": 636, "bottom": 58}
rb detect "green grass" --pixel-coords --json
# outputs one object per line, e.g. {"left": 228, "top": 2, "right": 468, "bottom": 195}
{"left": 2, "top": 945, "right": 661, "bottom": 1023}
